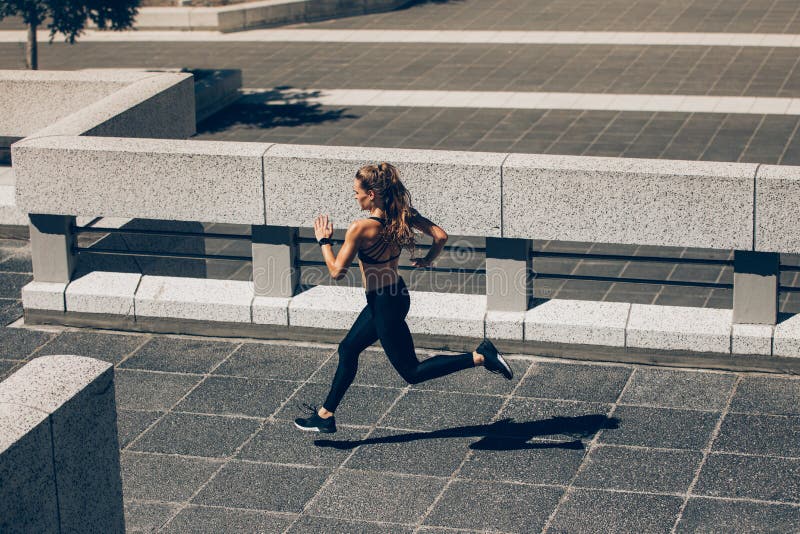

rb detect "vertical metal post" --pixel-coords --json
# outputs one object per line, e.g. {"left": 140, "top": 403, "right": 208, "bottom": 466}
{"left": 485, "top": 237, "right": 532, "bottom": 312}
{"left": 733, "top": 250, "right": 779, "bottom": 324}
{"left": 251, "top": 225, "right": 299, "bottom": 298}
{"left": 29, "top": 214, "right": 76, "bottom": 283}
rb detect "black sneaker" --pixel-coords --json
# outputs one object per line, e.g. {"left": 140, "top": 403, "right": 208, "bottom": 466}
{"left": 476, "top": 339, "right": 513, "bottom": 380}
{"left": 294, "top": 403, "right": 337, "bottom": 433}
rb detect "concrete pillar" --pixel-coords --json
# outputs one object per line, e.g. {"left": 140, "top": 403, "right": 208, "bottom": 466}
{"left": 29, "top": 214, "right": 77, "bottom": 283}
{"left": 485, "top": 237, "right": 532, "bottom": 312}
{"left": 733, "top": 250, "right": 779, "bottom": 325}
{"left": 251, "top": 225, "right": 299, "bottom": 298}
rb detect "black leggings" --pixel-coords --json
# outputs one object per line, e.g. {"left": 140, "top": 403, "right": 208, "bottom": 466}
{"left": 323, "top": 277, "right": 475, "bottom": 413}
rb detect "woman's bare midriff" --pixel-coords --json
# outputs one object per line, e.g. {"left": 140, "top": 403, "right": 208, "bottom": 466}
{"left": 359, "top": 220, "right": 401, "bottom": 292}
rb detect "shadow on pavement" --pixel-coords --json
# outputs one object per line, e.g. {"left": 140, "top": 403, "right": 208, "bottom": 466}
{"left": 314, "top": 414, "right": 619, "bottom": 451}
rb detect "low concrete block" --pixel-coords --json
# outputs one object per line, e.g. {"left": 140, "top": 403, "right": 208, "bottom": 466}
{"left": 252, "top": 296, "right": 290, "bottom": 325}
{"left": 524, "top": 299, "right": 630, "bottom": 347}
{"left": 65, "top": 271, "right": 141, "bottom": 316}
{"left": 627, "top": 304, "right": 732, "bottom": 353}
{"left": 485, "top": 310, "right": 524, "bottom": 340}
{"left": 406, "top": 290, "right": 485, "bottom": 338}
{"left": 0, "top": 355, "right": 124, "bottom": 533}
{"left": 289, "top": 285, "right": 366, "bottom": 330}
{"left": 21, "top": 281, "right": 66, "bottom": 311}
{"left": 755, "top": 165, "right": 800, "bottom": 253}
{"left": 773, "top": 314, "right": 800, "bottom": 357}
{"left": 135, "top": 275, "right": 253, "bottom": 323}
{"left": 503, "top": 154, "right": 755, "bottom": 249}
{"left": 134, "top": 7, "right": 191, "bottom": 29}
{"left": 732, "top": 323, "right": 773, "bottom": 356}
{"left": 0, "top": 184, "right": 28, "bottom": 226}
{"left": 264, "top": 144, "right": 504, "bottom": 237}
{"left": 14, "top": 136, "right": 270, "bottom": 225}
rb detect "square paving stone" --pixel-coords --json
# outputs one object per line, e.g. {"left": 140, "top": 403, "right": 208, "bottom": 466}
{"left": 192, "top": 461, "right": 331, "bottom": 512}
{"left": 694, "top": 453, "right": 800, "bottom": 503}
{"left": 0, "top": 300, "right": 23, "bottom": 325}
{"left": 424, "top": 478, "right": 562, "bottom": 532}
{"left": 161, "top": 505, "right": 294, "bottom": 533}
{"left": 36, "top": 330, "right": 147, "bottom": 364}
{"left": 120, "top": 336, "right": 240, "bottom": 373}
{"left": 0, "top": 358, "right": 19, "bottom": 379}
{"left": 574, "top": 444, "right": 702, "bottom": 493}
{"left": 713, "top": 413, "right": 800, "bottom": 456}
{"left": 599, "top": 405, "right": 720, "bottom": 450}
{"left": 548, "top": 488, "right": 683, "bottom": 534}
{"left": 114, "top": 370, "right": 203, "bottom": 411}
{"left": 274, "top": 381, "right": 403, "bottom": 426}
{"left": 123, "top": 501, "right": 179, "bottom": 532}
{"left": 213, "top": 341, "right": 332, "bottom": 381}
{"left": 131, "top": 412, "right": 262, "bottom": 458}
{"left": 459, "top": 438, "right": 587, "bottom": 485}
{"left": 0, "top": 253, "right": 32, "bottom": 273}
{"left": 344, "top": 426, "right": 473, "bottom": 477}
{"left": 174, "top": 376, "right": 299, "bottom": 418}
{"left": 498, "top": 397, "right": 614, "bottom": 442}
{"left": 121, "top": 452, "right": 223, "bottom": 502}
{"left": 514, "top": 361, "right": 632, "bottom": 403}
{"left": 409, "top": 358, "right": 532, "bottom": 396}
{"left": 382, "top": 390, "right": 506, "bottom": 431}
{"left": 286, "top": 516, "right": 414, "bottom": 533}
{"left": 306, "top": 469, "right": 446, "bottom": 524}
{"left": 730, "top": 375, "right": 800, "bottom": 416}
{"left": 619, "top": 368, "right": 736, "bottom": 411}
{"left": 0, "top": 327, "right": 54, "bottom": 360}
{"left": 311, "top": 347, "right": 409, "bottom": 388}
{"left": 0, "top": 272, "right": 32, "bottom": 298}
{"left": 676, "top": 497, "right": 800, "bottom": 533}
{"left": 237, "top": 420, "right": 368, "bottom": 467}
{"left": 117, "top": 409, "right": 163, "bottom": 448}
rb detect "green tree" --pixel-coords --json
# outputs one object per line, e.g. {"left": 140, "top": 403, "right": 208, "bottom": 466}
{"left": 0, "top": 0, "right": 139, "bottom": 70}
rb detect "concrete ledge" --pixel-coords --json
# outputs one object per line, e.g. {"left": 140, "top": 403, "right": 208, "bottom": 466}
{"left": 525, "top": 299, "right": 630, "bottom": 347}
{"left": 627, "top": 304, "right": 733, "bottom": 353}
{"left": 252, "top": 295, "right": 290, "bottom": 325}
{"left": 21, "top": 281, "right": 67, "bottom": 311}
{"left": 755, "top": 164, "right": 800, "bottom": 253}
{"left": 406, "top": 290, "right": 485, "bottom": 338}
{"left": 773, "top": 314, "right": 800, "bottom": 357}
{"left": 289, "top": 285, "right": 366, "bottom": 330}
{"left": 135, "top": 275, "right": 254, "bottom": 322}
{"left": 732, "top": 323, "right": 773, "bottom": 356}
{"left": 485, "top": 310, "right": 524, "bottom": 341}
{"left": 66, "top": 271, "right": 141, "bottom": 316}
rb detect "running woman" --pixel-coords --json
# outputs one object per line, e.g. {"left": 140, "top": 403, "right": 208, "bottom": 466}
{"left": 294, "top": 162, "right": 513, "bottom": 433}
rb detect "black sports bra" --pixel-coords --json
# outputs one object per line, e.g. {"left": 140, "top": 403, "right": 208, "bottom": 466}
{"left": 358, "top": 216, "right": 401, "bottom": 265}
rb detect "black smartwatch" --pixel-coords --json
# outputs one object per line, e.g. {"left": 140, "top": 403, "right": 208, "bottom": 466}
{"left": 317, "top": 237, "right": 333, "bottom": 247}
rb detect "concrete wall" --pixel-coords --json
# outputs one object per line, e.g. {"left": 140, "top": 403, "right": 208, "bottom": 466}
{"left": 0, "top": 355, "right": 124, "bottom": 533}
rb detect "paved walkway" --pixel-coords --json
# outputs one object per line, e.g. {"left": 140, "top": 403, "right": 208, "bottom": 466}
{"left": 0, "top": 236, "right": 798, "bottom": 533}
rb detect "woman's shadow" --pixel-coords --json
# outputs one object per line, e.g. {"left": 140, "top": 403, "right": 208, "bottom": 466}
{"left": 314, "top": 414, "right": 619, "bottom": 451}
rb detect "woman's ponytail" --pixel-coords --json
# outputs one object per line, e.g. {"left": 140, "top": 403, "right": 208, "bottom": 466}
{"left": 356, "top": 162, "right": 417, "bottom": 254}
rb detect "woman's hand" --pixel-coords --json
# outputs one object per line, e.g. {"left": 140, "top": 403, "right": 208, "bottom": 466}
{"left": 314, "top": 214, "right": 333, "bottom": 240}
{"left": 411, "top": 257, "right": 434, "bottom": 268}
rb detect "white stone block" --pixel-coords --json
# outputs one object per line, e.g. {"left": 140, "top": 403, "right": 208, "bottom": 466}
{"left": 135, "top": 276, "right": 253, "bottom": 323}
{"left": 773, "top": 314, "right": 800, "bottom": 357}
{"left": 485, "top": 310, "right": 524, "bottom": 340}
{"left": 289, "top": 285, "right": 366, "bottom": 330}
{"left": 503, "top": 154, "right": 755, "bottom": 249}
{"left": 406, "top": 291, "right": 485, "bottom": 338}
{"left": 755, "top": 165, "right": 800, "bottom": 253}
{"left": 524, "top": 299, "right": 630, "bottom": 347}
{"left": 21, "top": 281, "right": 66, "bottom": 311}
{"left": 0, "top": 184, "right": 27, "bottom": 226}
{"left": 627, "top": 304, "right": 732, "bottom": 353}
{"left": 732, "top": 323, "right": 773, "bottom": 356}
{"left": 14, "top": 136, "right": 269, "bottom": 225}
{"left": 65, "top": 271, "right": 141, "bottom": 316}
{"left": 264, "top": 144, "right": 504, "bottom": 237}
{"left": 252, "top": 296, "right": 290, "bottom": 325}
{"left": 133, "top": 7, "right": 191, "bottom": 29}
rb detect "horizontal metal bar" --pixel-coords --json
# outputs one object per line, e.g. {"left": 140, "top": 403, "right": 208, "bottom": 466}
{"left": 780, "top": 286, "right": 800, "bottom": 292}
{"left": 781, "top": 265, "right": 800, "bottom": 272}
{"left": 74, "top": 247, "right": 252, "bottom": 262}
{"left": 298, "top": 259, "right": 486, "bottom": 274}
{"left": 532, "top": 271, "right": 733, "bottom": 289}
{"left": 74, "top": 226, "right": 252, "bottom": 241}
{"left": 531, "top": 250, "right": 733, "bottom": 266}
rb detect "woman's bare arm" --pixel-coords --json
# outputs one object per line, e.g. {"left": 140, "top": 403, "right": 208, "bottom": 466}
{"left": 317, "top": 217, "right": 363, "bottom": 280}
{"left": 410, "top": 210, "right": 448, "bottom": 267}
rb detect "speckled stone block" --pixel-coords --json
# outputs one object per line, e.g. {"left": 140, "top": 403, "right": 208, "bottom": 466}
{"left": 21, "top": 281, "right": 66, "bottom": 311}
{"left": 264, "top": 144, "right": 504, "bottom": 237}
{"left": 755, "top": 165, "right": 800, "bottom": 253}
{"left": 14, "top": 136, "right": 269, "bottom": 225}
{"left": 627, "top": 304, "right": 732, "bottom": 353}
{"left": 252, "top": 296, "right": 290, "bottom": 325}
{"left": 503, "top": 155, "right": 755, "bottom": 249}
{"left": 773, "top": 314, "right": 800, "bottom": 358}
{"left": 524, "top": 299, "right": 630, "bottom": 347}
{"left": 135, "top": 276, "right": 253, "bottom": 323}
{"left": 406, "top": 290, "right": 485, "bottom": 338}
{"left": 485, "top": 310, "right": 524, "bottom": 340}
{"left": 66, "top": 271, "right": 141, "bottom": 316}
{"left": 0, "top": 355, "right": 124, "bottom": 533}
{"left": 0, "top": 402, "right": 58, "bottom": 534}
{"left": 732, "top": 324, "right": 773, "bottom": 356}
{"left": 289, "top": 285, "right": 366, "bottom": 330}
